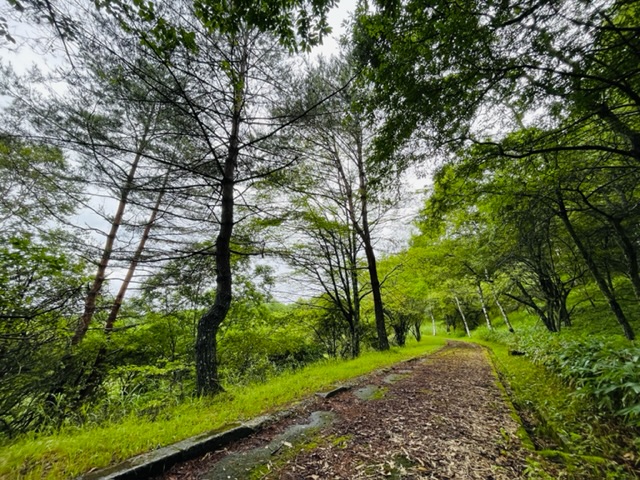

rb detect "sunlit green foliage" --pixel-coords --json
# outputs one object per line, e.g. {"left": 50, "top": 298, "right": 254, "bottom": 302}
{"left": 483, "top": 322, "right": 640, "bottom": 426}
{"left": 473, "top": 312, "right": 639, "bottom": 476}
{"left": 1, "top": 0, "right": 639, "bottom": 477}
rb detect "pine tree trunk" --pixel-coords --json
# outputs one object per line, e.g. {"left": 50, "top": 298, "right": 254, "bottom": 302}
{"left": 350, "top": 228, "right": 361, "bottom": 358}
{"left": 72, "top": 127, "right": 149, "bottom": 345}
{"left": 355, "top": 134, "right": 388, "bottom": 350}
{"left": 363, "top": 240, "right": 388, "bottom": 349}
{"left": 105, "top": 172, "right": 168, "bottom": 333}
{"left": 195, "top": 49, "right": 246, "bottom": 395}
{"left": 77, "top": 175, "right": 168, "bottom": 401}
{"left": 333, "top": 126, "right": 388, "bottom": 350}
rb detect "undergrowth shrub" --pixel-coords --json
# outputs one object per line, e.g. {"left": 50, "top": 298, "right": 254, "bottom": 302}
{"left": 481, "top": 325, "right": 640, "bottom": 426}
{"left": 523, "top": 334, "right": 639, "bottom": 425}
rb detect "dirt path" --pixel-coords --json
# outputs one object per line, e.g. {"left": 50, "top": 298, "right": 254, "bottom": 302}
{"left": 160, "top": 341, "right": 532, "bottom": 479}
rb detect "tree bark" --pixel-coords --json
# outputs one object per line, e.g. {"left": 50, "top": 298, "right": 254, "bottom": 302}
{"left": 492, "top": 291, "right": 514, "bottom": 333}
{"left": 596, "top": 102, "right": 640, "bottom": 161}
{"left": 76, "top": 174, "right": 169, "bottom": 401}
{"left": 412, "top": 319, "right": 422, "bottom": 341}
{"left": 609, "top": 218, "right": 640, "bottom": 301}
{"left": 104, "top": 173, "right": 168, "bottom": 333}
{"left": 453, "top": 295, "right": 471, "bottom": 338}
{"left": 354, "top": 132, "right": 388, "bottom": 350}
{"left": 556, "top": 192, "right": 635, "bottom": 340}
{"left": 512, "top": 279, "right": 557, "bottom": 332}
{"left": 429, "top": 309, "right": 437, "bottom": 336}
{"left": 575, "top": 189, "right": 640, "bottom": 302}
{"left": 349, "top": 227, "right": 361, "bottom": 358}
{"left": 195, "top": 48, "right": 246, "bottom": 395}
{"left": 333, "top": 126, "right": 388, "bottom": 350}
{"left": 72, "top": 126, "right": 149, "bottom": 345}
{"left": 362, "top": 236, "right": 388, "bottom": 349}
{"left": 477, "top": 282, "right": 492, "bottom": 330}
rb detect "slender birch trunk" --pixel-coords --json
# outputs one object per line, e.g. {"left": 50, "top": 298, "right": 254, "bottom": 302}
{"left": 492, "top": 291, "right": 514, "bottom": 333}
{"left": 429, "top": 309, "right": 437, "bottom": 336}
{"left": 477, "top": 282, "right": 493, "bottom": 331}
{"left": 453, "top": 295, "right": 471, "bottom": 338}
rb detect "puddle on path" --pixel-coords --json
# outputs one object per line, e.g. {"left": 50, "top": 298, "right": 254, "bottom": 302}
{"left": 202, "top": 411, "right": 336, "bottom": 480}
{"left": 383, "top": 373, "right": 410, "bottom": 384}
{"left": 353, "top": 385, "right": 387, "bottom": 400}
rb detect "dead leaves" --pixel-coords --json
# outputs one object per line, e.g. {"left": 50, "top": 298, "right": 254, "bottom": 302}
{"left": 270, "top": 343, "right": 529, "bottom": 479}
{"left": 161, "top": 343, "right": 531, "bottom": 479}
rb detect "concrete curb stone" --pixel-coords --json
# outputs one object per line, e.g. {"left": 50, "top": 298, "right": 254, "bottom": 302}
{"left": 78, "top": 349, "right": 443, "bottom": 479}
{"left": 315, "top": 385, "right": 351, "bottom": 399}
{"left": 79, "top": 423, "right": 263, "bottom": 480}
{"left": 78, "top": 400, "right": 326, "bottom": 479}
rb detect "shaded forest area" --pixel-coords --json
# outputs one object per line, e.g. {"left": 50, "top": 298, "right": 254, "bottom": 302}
{"left": 1, "top": 0, "right": 639, "bottom": 478}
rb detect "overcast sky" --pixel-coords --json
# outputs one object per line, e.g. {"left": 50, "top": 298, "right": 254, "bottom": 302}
{"left": 312, "top": 0, "right": 357, "bottom": 58}
{"left": 1, "top": 0, "right": 430, "bottom": 303}
{"left": 1, "top": 0, "right": 358, "bottom": 70}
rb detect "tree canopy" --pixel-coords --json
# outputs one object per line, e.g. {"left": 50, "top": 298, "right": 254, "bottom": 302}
{"left": 1, "top": 1, "right": 639, "bottom": 475}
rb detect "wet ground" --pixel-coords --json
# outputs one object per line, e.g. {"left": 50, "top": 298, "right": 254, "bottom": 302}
{"left": 159, "top": 341, "right": 532, "bottom": 479}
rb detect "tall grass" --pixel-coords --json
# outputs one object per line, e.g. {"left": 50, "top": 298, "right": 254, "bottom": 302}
{"left": 0, "top": 337, "right": 445, "bottom": 480}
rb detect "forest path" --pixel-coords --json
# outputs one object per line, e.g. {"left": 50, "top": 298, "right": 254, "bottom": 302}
{"left": 160, "top": 341, "right": 532, "bottom": 479}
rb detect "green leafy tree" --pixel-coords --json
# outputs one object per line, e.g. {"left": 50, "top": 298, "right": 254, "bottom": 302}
{"left": 4, "top": 0, "right": 339, "bottom": 399}
{"left": 265, "top": 53, "right": 410, "bottom": 351}
{"left": 0, "top": 136, "right": 79, "bottom": 232}
{"left": 0, "top": 233, "right": 88, "bottom": 435}
{"left": 355, "top": 0, "right": 640, "bottom": 162}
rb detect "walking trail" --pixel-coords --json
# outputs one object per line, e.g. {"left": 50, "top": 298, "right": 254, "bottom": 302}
{"left": 159, "top": 341, "right": 533, "bottom": 479}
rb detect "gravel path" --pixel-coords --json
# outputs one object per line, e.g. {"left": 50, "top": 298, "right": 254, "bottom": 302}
{"left": 161, "top": 341, "right": 532, "bottom": 479}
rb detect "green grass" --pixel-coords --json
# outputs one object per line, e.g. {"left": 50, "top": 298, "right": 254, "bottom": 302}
{"left": 460, "top": 314, "right": 639, "bottom": 478}
{"left": 0, "top": 336, "right": 445, "bottom": 480}
{"left": 473, "top": 337, "right": 595, "bottom": 451}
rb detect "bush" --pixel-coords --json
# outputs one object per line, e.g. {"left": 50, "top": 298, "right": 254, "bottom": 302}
{"left": 510, "top": 329, "right": 640, "bottom": 426}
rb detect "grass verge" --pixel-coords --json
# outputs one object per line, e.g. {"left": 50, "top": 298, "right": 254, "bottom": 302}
{"left": 467, "top": 334, "right": 638, "bottom": 478}
{"left": 0, "top": 337, "right": 445, "bottom": 480}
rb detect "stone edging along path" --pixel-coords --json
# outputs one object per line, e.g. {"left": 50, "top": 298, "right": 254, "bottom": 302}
{"left": 80, "top": 341, "right": 535, "bottom": 479}
{"left": 78, "top": 351, "right": 443, "bottom": 480}
{"left": 79, "top": 416, "right": 271, "bottom": 480}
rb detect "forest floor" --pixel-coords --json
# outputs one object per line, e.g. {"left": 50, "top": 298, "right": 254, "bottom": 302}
{"left": 158, "top": 341, "right": 537, "bottom": 479}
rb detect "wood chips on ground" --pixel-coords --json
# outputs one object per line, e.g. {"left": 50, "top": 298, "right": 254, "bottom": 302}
{"left": 161, "top": 341, "right": 532, "bottom": 479}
